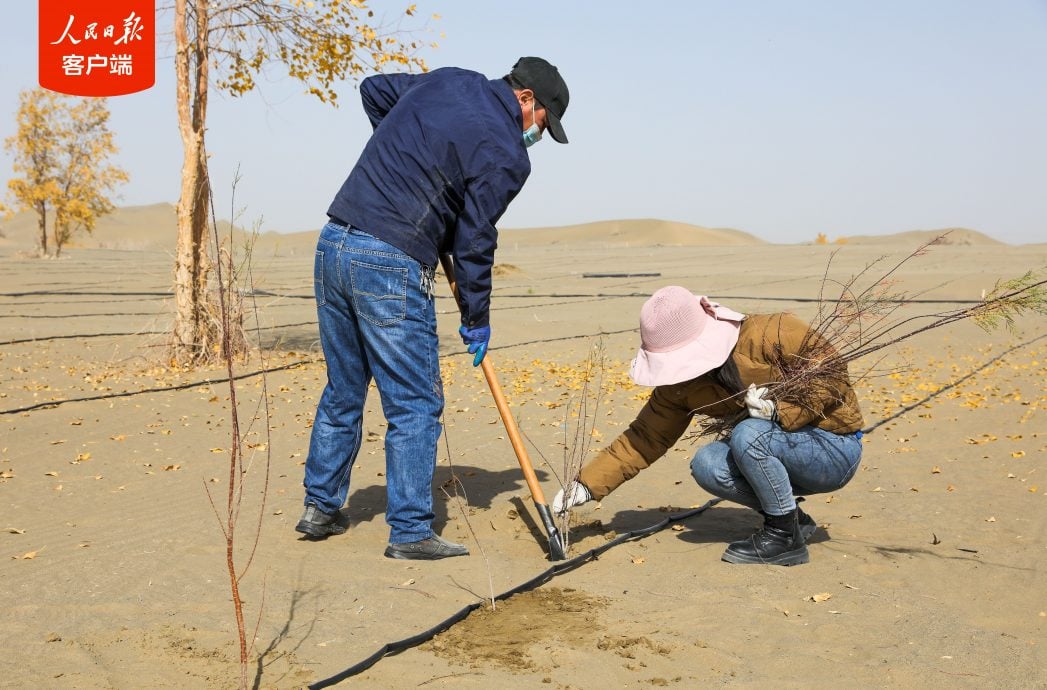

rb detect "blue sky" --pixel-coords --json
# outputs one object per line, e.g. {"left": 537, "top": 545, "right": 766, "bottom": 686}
{"left": 2, "top": 1, "right": 1046, "bottom": 244}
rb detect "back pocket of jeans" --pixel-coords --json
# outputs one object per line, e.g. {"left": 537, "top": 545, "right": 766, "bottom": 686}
{"left": 350, "top": 260, "right": 406, "bottom": 326}
{"left": 314, "top": 250, "right": 326, "bottom": 307}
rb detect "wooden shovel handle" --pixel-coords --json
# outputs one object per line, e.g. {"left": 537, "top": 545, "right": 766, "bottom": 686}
{"left": 440, "top": 254, "right": 548, "bottom": 506}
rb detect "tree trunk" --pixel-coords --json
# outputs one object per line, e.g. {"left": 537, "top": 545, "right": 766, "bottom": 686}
{"left": 53, "top": 206, "right": 65, "bottom": 257}
{"left": 36, "top": 201, "right": 48, "bottom": 256}
{"left": 172, "top": 0, "right": 212, "bottom": 364}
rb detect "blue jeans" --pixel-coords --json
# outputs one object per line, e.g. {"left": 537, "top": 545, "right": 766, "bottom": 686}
{"left": 690, "top": 418, "right": 862, "bottom": 516}
{"left": 304, "top": 223, "right": 443, "bottom": 543}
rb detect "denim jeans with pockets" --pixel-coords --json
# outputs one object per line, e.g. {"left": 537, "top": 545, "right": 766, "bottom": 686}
{"left": 304, "top": 223, "right": 443, "bottom": 543}
{"left": 690, "top": 418, "right": 862, "bottom": 516}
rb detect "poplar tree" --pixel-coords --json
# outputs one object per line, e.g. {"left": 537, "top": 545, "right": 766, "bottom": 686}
{"left": 171, "top": 0, "right": 432, "bottom": 364}
{"left": 4, "top": 89, "right": 128, "bottom": 257}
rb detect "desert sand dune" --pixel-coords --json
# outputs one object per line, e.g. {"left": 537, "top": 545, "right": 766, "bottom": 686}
{"left": 1, "top": 210, "right": 1045, "bottom": 688}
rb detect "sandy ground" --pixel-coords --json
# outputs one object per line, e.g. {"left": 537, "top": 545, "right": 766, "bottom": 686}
{"left": 1, "top": 227, "right": 1046, "bottom": 689}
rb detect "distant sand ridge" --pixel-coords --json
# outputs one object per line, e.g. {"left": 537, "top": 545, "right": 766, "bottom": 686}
{"left": 0, "top": 202, "right": 1015, "bottom": 256}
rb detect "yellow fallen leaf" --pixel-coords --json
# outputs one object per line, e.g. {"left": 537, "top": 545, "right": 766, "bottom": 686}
{"left": 110, "top": 434, "right": 126, "bottom": 441}
{"left": 44, "top": 471, "right": 58, "bottom": 477}
{"left": 162, "top": 464, "right": 181, "bottom": 471}
{"left": 807, "top": 592, "right": 832, "bottom": 603}
{"left": 671, "top": 524, "right": 685, "bottom": 532}
{"left": 985, "top": 516, "right": 996, "bottom": 522}
{"left": 631, "top": 556, "right": 645, "bottom": 565}
{"left": 75, "top": 452, "right": 91, "bottom": 462}
{"left": 1011, "top": 451, "right": 1026, "bottom": 458}
{"left": 209, "top": 448, "right": 224, "bottom": 453}
{"left": 931, "top": 466, "right": 941, "bottom": 474}
{"left": 15, "top": 550, "right": 38, "bottom": 560}
{"left": 1030, "top": 486, "right": 1039, "bottom": 493}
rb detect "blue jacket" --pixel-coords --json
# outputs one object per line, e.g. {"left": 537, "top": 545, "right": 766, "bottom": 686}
{"left": 327, "top": 67, "right": 531, "bottom": 328}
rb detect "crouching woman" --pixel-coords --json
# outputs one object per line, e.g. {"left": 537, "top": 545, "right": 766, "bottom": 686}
{"left": 554, "top": 286, "right": 865, "bottom": 565}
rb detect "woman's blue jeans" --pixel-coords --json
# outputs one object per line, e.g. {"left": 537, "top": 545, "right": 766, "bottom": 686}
{"left": 690, "top": 418, "right": 862, "bottom": 517}
{"left": 304, "top": 224, "right": 442, "bottom": 544}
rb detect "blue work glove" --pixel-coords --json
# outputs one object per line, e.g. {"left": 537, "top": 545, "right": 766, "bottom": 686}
{"left": 459, "top": 325, "right": 490, "bottom": 367}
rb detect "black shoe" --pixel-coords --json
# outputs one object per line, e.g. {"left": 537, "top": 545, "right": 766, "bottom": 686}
{"left": 797, "top": 507, "right": 818, "bottom": 541}
{"left": 295, "top": 504, "right": 349, "bottom": 539}
{"left": 722, "top": 513, "right": 809, "bottom": 566}
{"left": 384, "top": 534, "right": 469, "bottom": 560}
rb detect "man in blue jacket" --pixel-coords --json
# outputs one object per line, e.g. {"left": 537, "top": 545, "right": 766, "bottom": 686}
{"left": 297, "top": 57, "right": 570, "bottom": 560}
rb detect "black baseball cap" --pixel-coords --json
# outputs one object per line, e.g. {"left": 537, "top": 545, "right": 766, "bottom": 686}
{"left": 510, "top": 57, "right": 569, "bottom": 144}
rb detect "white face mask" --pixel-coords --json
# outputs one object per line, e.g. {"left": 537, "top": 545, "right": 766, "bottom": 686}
{"left": 522, "top": 99, "right": 542, "bottom": 148}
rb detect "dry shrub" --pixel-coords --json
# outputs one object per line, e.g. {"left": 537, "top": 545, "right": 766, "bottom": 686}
{"left": 698, "top": 233, "right": 1046, "bottom": 439}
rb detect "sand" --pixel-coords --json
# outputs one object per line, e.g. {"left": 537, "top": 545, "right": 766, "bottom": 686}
{"left": 1, "top": 216, "right": 1045, "bottom": 689}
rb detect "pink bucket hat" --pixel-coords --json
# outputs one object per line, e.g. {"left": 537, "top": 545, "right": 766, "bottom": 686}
{"left": 629, "top": 286, "right": 746, "bottom": 387}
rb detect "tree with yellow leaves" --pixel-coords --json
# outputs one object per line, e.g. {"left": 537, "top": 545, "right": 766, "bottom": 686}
{"left": 5, "top": 90, "right": 62, "bottom": 256}
{"left": 4, "top": 90, "right": 128, "bottom": 257}
{"left": 52, "top": 99, "right": 130, "bottom": 257}
{"left": 171, "top": 0, "right": 433, "bottom": 364}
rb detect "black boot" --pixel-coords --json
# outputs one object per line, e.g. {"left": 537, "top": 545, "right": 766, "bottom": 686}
{"left": 796, "top": 508, "right": 817, "bottom": 541}
{"left": 758, "top": 504, "right": 818, "bottom": 541}
{"left": 796, "top": 500, "right": 818, "bottom": 541}
{"left": 722, "top": 509, "right": 809, "bottom": 566}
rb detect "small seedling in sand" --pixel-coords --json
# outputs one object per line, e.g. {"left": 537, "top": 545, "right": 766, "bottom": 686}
{"left": 201, "top": 180, "right": 273, "bottom": 689}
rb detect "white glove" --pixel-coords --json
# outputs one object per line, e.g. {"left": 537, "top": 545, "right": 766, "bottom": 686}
{"left": 745, "top": 383, "right": 777, "bottom": 421}
{"left": 553, "top": 481, "right": 592, "bottom": 514}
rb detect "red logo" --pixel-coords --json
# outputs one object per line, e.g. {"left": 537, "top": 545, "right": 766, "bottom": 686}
{"left": 38, "top": 0, "right": 155, "bottom": 96}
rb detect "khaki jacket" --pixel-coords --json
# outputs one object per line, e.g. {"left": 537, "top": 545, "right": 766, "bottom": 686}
{"left": 579, "top": 313, "right": 864, "bottom": 500}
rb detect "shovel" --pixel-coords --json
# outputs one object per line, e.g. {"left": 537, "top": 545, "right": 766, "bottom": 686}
{"left": 439, "top": 254, "right": 567, "bottom": 561}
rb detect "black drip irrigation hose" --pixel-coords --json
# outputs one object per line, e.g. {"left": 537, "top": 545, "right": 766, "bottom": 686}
{"left": 308, "top": 498, "right": 722, "bottom": 688}
{"left": 0, "top": 358, "right": 322, "bottom": 416}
